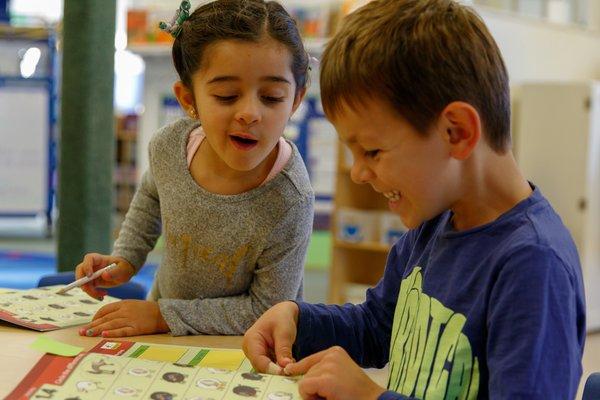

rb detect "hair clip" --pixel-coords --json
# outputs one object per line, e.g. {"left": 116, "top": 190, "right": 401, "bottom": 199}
{"left": 159, "top": 1, "right": 192, "bottom": 38}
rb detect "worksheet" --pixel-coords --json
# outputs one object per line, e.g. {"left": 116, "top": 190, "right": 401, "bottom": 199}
{"left": 0, "top": 285, "right": 119, "bottom": 331}
{"left": 90, "top": 339, "right": 253, "bottom": 372}
{"left": 8, "top": 351, "right": 300, "bottom": 399}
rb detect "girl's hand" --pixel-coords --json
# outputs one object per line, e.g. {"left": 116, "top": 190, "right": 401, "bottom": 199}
{"left": 78, "top": 300, "right": 169, "bottom": 338}
{"left": 243, "top": 301, "right": 300, "bottom": 374}
{"left": 75, "top": 253, "right": 135, "bottom": 299}
{"left": 283, "top": 346, "right": 386, "bottom": 400}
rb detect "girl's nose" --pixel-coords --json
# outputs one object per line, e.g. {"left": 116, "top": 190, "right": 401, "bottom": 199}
{"left": 350, "top": 160, "right": 375, "bottom": 185}
{"left": 235, "top": 98, "right": 261, "bottom": 126}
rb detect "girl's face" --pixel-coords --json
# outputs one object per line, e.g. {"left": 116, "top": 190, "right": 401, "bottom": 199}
{"left": 180, "top": 37, "right": 304, "bottom": 172}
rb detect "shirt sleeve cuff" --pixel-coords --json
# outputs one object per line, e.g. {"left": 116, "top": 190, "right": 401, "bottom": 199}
{"left": 292, "top": 301, "right": 314, "bottom": 360}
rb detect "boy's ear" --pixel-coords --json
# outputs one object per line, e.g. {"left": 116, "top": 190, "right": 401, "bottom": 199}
{"left": 439, "top": 102, "right": 482, "bottom": 160}
{"left": 173, "top": 81, "right": 198, "bottom": 118}
{"left": 291, "top": 87, "right": 307, "bottom": 115}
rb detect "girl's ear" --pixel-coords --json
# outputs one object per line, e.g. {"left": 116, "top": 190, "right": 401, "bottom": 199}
{"left": 291, "top": 87, "right": 307, "bottom": 115}
{"left": 173, "top": 81, "right": 198, "bottom": 118}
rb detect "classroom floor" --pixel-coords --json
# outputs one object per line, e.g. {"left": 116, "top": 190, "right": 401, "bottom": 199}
{"left": 0, "top": 236, "right": 598, "bottom": 398}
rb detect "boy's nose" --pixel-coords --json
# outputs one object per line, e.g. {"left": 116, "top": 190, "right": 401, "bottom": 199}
{"left": 350, "top": 162, "right": 375, "bottom": 185}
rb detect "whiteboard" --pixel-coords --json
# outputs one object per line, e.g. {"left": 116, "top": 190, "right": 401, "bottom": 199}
{"left": 0, "top": 85, "right": 49, "bottom": 214}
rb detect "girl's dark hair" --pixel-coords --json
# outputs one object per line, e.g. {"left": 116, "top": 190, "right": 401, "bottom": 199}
{"left": 173, "top": 0, "right": 309, "bottom": 93}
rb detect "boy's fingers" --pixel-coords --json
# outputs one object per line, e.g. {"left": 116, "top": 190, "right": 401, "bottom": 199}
{"left": 243, "top": 332, "right": 275, "bottom": 373}
{"left": 273, "top": 326, "right": 296, "bottom": 366}
{"left": 283, "top": 350, "right": 327, "bottom": 376}
{"left": 298, "top": 376, "right": 328, "bottom": 400}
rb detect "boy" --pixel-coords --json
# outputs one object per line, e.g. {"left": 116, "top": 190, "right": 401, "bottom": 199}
{"left": 242, "top": 0, "right": 586, "bottom": 398}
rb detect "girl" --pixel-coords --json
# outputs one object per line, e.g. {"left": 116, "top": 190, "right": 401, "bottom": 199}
{"left": 75, "top": 0, "right": 314, "bottom": 337}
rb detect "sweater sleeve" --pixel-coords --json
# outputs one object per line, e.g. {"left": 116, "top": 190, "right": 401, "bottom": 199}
{"left": 111, "top": 168, "right": 162, "bottom": 272}
{"left": 293, "top": 233, "right": 412, "bottom": 368}
{"left": 486, "top": 244, "right": 585, "bottom": 399}
{"left": 158, "top": 194, "right": 314, "bottom": 335}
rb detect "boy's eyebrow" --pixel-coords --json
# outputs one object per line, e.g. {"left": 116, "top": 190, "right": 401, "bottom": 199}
{"left": 207, "top": 76, "right": 291, "bottom": 84}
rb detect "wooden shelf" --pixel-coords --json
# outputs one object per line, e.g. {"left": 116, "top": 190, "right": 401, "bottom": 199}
{"left": 328, "top": 141, "right": 393, "bottom": 304}
{"left": 334, "top": 239, "right": 390, "bottom": 253}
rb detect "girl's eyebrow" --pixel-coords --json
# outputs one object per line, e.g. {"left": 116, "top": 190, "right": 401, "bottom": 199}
{"left": 207, "top": 75, "right": 291, "bottom": 84}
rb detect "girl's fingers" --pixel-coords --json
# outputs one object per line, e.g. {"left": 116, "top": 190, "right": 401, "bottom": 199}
{"left": 83, "top": 317, "right": 130, "bottom": 337}
{"left": 100, "top": 326, "right": 136, "bottom": 338}
{"left": 92, "top": 302, "right": 122, "bottom": 321}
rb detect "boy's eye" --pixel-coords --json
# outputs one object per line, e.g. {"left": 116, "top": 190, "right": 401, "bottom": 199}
{"left": 262, "top": 96, "right": 284, "bottom": 103}
{"left": 365, "top": 149, "right": 380, "bottom": 158}
{"left": 214, "top": 95, "right": 237, "bottom": 102}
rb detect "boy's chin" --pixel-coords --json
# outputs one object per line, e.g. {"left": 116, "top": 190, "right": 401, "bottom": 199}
{"left": 396, "top": 213, "right": 419, "bottom": 230}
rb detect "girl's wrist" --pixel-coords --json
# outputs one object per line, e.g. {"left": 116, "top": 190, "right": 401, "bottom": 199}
{"left": 154, "top": 304, "right": 170, "bottom": 333}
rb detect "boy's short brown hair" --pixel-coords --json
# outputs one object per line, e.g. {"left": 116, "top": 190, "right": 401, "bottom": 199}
{"left": 320, "top": 0, "right": 511, "bottom": 153}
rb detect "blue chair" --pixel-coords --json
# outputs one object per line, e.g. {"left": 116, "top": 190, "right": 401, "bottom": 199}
{"left": 37, "top": 271, "right": 147, "bottom": 300}
{"left": 583, "top": 373, "right": 600, "bottom": 400}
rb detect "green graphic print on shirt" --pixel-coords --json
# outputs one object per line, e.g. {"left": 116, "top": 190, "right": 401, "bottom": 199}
{"left": 388, "top": 267, "right": 480, "bottom": 399}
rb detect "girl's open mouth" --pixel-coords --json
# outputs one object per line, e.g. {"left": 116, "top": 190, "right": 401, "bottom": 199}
{"left": 230, "top": 134, "right": 258, "bottom": 150}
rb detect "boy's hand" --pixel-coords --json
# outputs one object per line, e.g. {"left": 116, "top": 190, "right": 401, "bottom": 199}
{"left": 75, "top": 253, "right": 135, "bottom": 299}
{"left": 284, "top": 346, "right": 386, "bottom": 400}
{"left": 78, "top": 300, "right": 169, "bottom": 338}
{"left": 243, "top": 301, "right": 300, "bottom": 374}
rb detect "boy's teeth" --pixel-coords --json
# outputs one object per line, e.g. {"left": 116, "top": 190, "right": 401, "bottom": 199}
{"left": 384, "top": 191, "right": 401, "bottom": 201}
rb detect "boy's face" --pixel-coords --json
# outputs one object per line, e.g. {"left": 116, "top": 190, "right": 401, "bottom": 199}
{"left": 332, "top": 97, "right": 460, "bottom": 229}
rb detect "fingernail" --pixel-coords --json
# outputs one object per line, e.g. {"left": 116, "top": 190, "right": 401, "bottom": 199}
{"left": 101, "top": 331, "right": 107, "bottom": 337}
{"left": 283, "top": 364, "right": 293, "bottom": 376}
{"left": 78, "top": 328, "right": 85, "bottom": 335}
{"left": 86, "top": 329, "right": 94, "bottom": 337}
{"left": 267, "top": 362, "right": 283, "bottom": 375}
{"left": 282, "top": 357, "right": 292, "bottom": 364}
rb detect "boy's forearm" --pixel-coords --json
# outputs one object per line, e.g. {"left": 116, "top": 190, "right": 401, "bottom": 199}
{"left": 293, "top": 301, "right": 390, "bottom": 368}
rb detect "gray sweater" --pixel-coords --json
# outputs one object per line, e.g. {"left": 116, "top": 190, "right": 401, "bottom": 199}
{"left": 112, "top": 118, "right": 314, "bottom": 335}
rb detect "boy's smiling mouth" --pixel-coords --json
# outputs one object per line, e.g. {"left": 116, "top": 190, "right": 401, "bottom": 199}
{"left": 384, "top": 191, "right": 401, "bottom": 202}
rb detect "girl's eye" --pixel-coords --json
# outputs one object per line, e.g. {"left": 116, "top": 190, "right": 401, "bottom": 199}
{"left": 365, "top": 149, "right": 380, "bottom": 158}
{"left": 262, "top": 96, "right": 284, "bottom": 104}
{"left": 214, "top": 95, "right": 237, "bottom": 103}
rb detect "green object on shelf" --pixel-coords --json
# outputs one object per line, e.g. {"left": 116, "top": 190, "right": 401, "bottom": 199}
{"left": 305, "top": 230, "right": 331, "bottom": 271}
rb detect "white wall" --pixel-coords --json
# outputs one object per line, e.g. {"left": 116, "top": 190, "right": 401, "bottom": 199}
{"left": 478, "top": 8, "right": 600, "bottom": 83}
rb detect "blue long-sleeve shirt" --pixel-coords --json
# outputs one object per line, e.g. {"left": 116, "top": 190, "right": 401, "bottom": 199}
{"left": 294, "top": 187, "right": 585, "bottom": 399}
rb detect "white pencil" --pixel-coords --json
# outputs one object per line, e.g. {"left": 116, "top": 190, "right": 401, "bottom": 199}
{"left": 55, "top": 263, "right": 118, "bottom": 295}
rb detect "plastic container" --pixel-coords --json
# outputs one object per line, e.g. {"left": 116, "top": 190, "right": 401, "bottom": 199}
{"left": 379, "top": 211, "right": 407, "bottom": 246}
{"left": 336, "top": 207, "right": 378, "bottom": 243}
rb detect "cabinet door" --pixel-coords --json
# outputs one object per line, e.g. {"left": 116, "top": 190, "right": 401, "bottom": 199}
{"left": 0, "top": 85, "right": 49, "bottom": 216}
{"left": 516, "top": 82, "right": 591, "bottom": 250}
